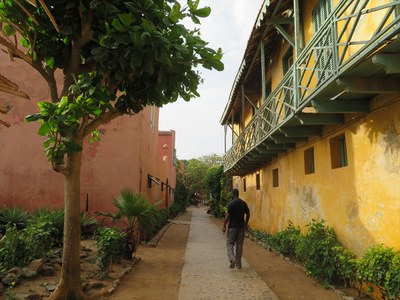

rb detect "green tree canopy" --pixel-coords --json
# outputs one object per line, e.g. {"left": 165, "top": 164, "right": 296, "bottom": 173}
{"left": 0, "top": 1, "right": 223, "bottom": 298}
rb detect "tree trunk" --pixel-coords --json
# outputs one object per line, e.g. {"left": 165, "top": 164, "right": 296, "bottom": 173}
{"left": 49, "top": 137, "right": 85, "bottom": 300}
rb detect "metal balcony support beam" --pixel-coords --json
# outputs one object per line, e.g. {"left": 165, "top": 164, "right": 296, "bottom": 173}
{"left": 295, "top": 113, "right": 344, "bottom": 125}
{"left": 261, "top": 40, "right": 266, "bottom": 103}
{"left": 275, "top": 24, "right": 295, "bottom": 48}
{"left": 312, "top": 99, "right": 370, "bottom": 113}
{"left": 337, "top": 77, "right": 400, "bottom": 93}
{"left": 279, "top": 126, "right": 322, "bottom": 137}
{"left": 293, "top": 0, "right": 304, "bottom": 53}
{"left": 261, "top": 141, "right": 294, "bottom": 150}
{"left": 271, "top": 135, "right": 308, "bottom": 143}
{"left": 372, "top": 54, "right": 400, "bottom": 74}
{"left": 264, "top": 18, "right": 293, "bottom": 25}
{"left": 241, "top": 85, "right": 245, "bottom": 130}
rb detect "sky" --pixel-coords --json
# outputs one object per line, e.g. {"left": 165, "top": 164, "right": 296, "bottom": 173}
{"left": 159, "top": 0, "right": 263, "bottom": 160}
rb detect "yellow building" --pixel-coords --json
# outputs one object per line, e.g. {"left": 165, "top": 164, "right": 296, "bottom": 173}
{"left": 221, "top": 0, "right": 400, "bottom": 256}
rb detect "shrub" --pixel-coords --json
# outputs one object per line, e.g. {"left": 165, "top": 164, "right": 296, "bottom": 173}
{"left": 81, "top": 212, "right": 98, "bottom": 239}
{"left": 0, "top": 225, "right": 30, "bottom": 274}
{"left": 169, "top": 200, "right": 186, "bottom": 219}
{"left": 248, "top": 228, "right": 273, "bottom": 250}
{"left": 0, "top": 207, "right": 30, "bottom": 231}
{"left": 356, "top": 245, "right": 396, "bottom": 291}
{"left": 24, "top": 220, "right": 54, "bottom": 259}
{"left": 32, "top": 208, "right": 64, "bottom": 246}
{"left": 95, "top": 227, "right": 127, "bottom": 273}
{"left": 270, "top": 221, "right": 302, "bottom": 257}
{"left": 332, "top": 245, "right": 358, "bottom": 286}
{"left": 153, "top": 208, "right": 169, "bottom": 234}
{"left": 295, "top": 219, "right": 339, "bottom": 284}
{"left": 384, "top": 252, "right": 400, "bottom": 299}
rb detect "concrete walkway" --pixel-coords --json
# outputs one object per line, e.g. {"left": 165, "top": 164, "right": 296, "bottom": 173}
{"left": 179, "top": 207, "right": 279, "bottom": 300}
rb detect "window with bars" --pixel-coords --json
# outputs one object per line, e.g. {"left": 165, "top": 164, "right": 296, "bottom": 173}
{"left": 330, "top": 133, "right": 348, "bottom": 169}
{"left": 304, "top": 147, "right": 315, "bottom": 174}
{"left": 312, "top": 0, "right": 334, "bottom": 83}
{"left": 256, "top": 173, "right": 261, "bottom": 190}
{"left": 272, "top": 168, "right": 279, "bottom": 187}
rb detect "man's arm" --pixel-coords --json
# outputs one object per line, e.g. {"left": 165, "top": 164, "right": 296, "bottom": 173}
{"left": 244, "top": 207, "right": 250, "bottom": 232}
{"left": 222, "top": 211, "right": 230, "bottom": 233}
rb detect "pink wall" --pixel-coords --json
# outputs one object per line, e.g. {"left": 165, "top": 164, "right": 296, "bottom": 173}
{"left": 0, "top": 52, "right": 176, "bottom": 214}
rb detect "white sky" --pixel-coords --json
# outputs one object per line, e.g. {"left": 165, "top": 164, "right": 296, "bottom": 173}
{"left": 159, "top": 0, "right": 263, "bottom": 160}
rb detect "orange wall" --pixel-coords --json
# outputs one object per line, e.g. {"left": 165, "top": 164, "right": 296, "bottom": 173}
{"left": 0, "top": 51, "right": 176, "bottom": 214}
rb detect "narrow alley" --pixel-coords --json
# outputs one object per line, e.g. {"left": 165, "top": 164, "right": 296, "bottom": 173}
{"left": 107, "top": 207, "right": 343, "bottom": 300}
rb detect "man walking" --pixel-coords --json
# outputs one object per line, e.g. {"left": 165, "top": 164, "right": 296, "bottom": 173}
{"left": 222, "top": 188, "right": 250, "bottom": 269}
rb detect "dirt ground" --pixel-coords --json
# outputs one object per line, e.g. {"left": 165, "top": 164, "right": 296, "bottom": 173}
{"left": 106, "top": 208, "right": 367, "bottom": 300}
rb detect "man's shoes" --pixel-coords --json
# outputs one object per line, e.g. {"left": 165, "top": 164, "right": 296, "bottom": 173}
{"left": 229, "top": 258, "right": 236, "bottom": 269}
{"left": 236, "top": 264, "right": 242, "bottom": 269}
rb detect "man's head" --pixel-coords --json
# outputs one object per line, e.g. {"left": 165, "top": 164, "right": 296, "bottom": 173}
{"left": 232, "top": 188, "right": 239, "bottom": 198}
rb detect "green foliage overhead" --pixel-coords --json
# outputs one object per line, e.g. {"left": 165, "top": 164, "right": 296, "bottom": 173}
{"left": 0, "top": 0, "right": 223, "bottom": 168}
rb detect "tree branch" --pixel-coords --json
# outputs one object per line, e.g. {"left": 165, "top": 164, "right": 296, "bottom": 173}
{"left": 83, "top": 110, "right": 123, "bottom": 137}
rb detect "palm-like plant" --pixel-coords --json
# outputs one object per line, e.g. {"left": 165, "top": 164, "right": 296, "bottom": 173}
{"left": 0, "top": 206, "right": 30, "bottom": 230}
{"left": 113, "top": 189, "right": 157, "bottom": 239}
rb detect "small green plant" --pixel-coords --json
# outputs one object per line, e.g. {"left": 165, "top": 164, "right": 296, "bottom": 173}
{"left": 81, "top": 211, "right": 98, "bottom": 239}
{"left": 270, "top": 221, "right": 302, "bottom": 257}
{"left": 356, "top": 245, "right": 397, "bottom": 295}
{"left": 0, "top": 206, "right": 30, "bottom": 231}
{"left": 32, "top": 208, "right": 65, "bottom": 246}
{"left": 248, "top": 228, "right": 273, "bottom": 250}
{"left": 332, "top": 245, "right": 358, "bottom": 287}
{"left": 6, "top": 282, "right": 17, "bottom": 300}
{"left": 152, "top": 208, "right": 169, "bottom": 235}
{"left": 295, "top": 219, "right": 339, "bottom": 284}
{"left": 95, "top": 227, "right": 127, "bottom": 274}
{"left": 0, "top": 225, "right": 30, "bottom": 273}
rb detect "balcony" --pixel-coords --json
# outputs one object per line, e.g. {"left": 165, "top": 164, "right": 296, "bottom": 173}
{"left": 224, "top": 0, "right": 400, "bottom": 175}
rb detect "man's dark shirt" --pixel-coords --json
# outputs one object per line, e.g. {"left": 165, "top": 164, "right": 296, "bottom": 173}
{"left": 227, "top": 197, "right": 250, "bottom": 228}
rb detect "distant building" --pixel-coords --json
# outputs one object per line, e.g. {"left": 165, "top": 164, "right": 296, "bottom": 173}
{"left": 221, "top": 0, "right": 400, "bottom": 256}
{"left": 0, "top": 49, "right": 176, "bottom": 214}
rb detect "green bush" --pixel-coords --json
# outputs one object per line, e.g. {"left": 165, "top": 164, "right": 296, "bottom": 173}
{"left": 356, "top": 245, "right": 396, "bottom": 291}
{"left": 384, "top": 252, "right": 400, "bottom": 299}
{"left": 24, "top": 220, "right": 54, "bottom": 259}
{"left": 0, "top": 207, "right": 30, "bottom": 231}
{"left": 248, "top": 228, "right": 273, "bottom": 250}
{"left": 32, "top": 208, "right": 64, "bottom": 246}
{"left": 270, "top": 221, "right": 302, "bottom": 257}
{"left": 95, "top": 227, "right": 127, "bottom": 273}
{"left": 153, "top": 208, "right": 169, "bottom": 234}
{"left": 0, "top": 225, "right": 29, "bottom": 274}
{"left": 169, "top": 200, "right": 186, "bottom": 219}
{"left": 81, "top": 211, "right": 98, "bottom": 238}
{"left": 332, "top": 245, "right": 358, "bottom": 286}
{"left": 295, "top": 219, "right": 339, "bottom": 284}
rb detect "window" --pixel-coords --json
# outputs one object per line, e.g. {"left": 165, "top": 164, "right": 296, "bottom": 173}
{"left": 272, "top": 168, "right": 279, "bottom": 187}
{"left": 256, "top": 173, "right": 261, "bottom": 190}
{"left": 304, "top": 147, "right": 315, "bottom": 174}
{"left": 330, "top": 133, "right": 348, "bottom": 169}
{"left": 243, "top": 178, "right": 247, "bottom": 192}
{"left": 312, "top": 0, "right": 334, "bottom": 83}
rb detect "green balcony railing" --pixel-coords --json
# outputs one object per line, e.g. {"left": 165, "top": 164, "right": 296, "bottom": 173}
{"left": 224, "top": 0, "right": 400, "bottom": 172}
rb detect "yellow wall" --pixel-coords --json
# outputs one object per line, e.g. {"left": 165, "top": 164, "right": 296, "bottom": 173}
{"left": 234, "top": 96, "right": 400, "bottom": 256}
